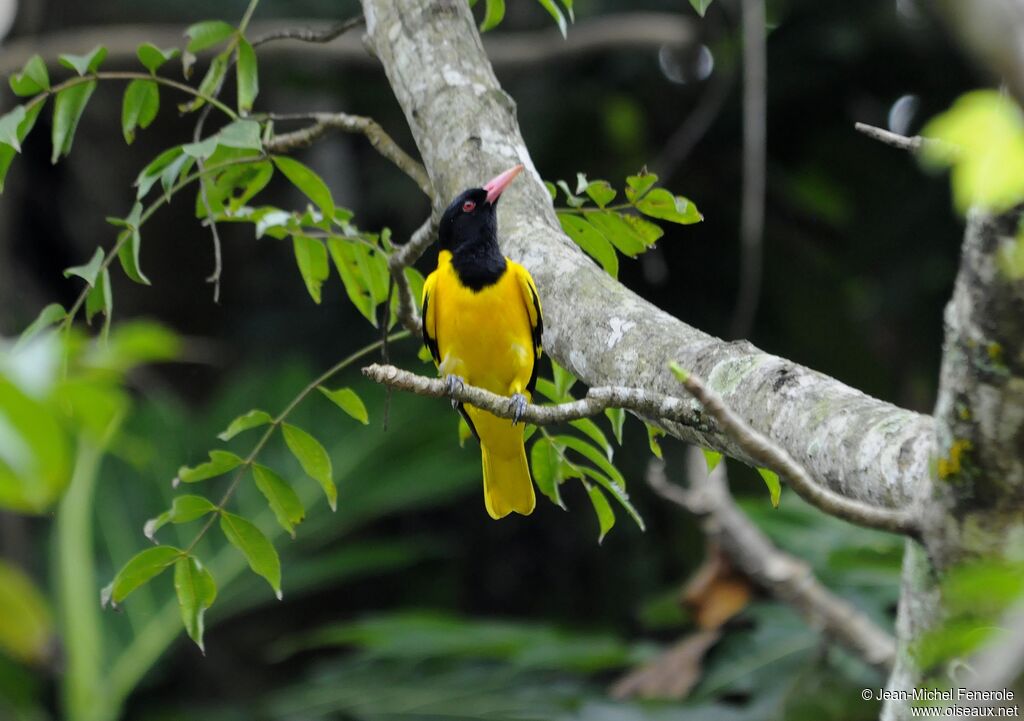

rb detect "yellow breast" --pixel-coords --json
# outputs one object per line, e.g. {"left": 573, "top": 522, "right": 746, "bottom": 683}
{"left": 431, "top": 252, "right": 534, "bottom": 397}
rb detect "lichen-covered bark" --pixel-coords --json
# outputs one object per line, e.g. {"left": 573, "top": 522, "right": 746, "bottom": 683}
{"left": 883, "top": 209, "right": 1024, "bottom": 719}
{"left": 361, "top": 0, "right": 931, "bottom": 509}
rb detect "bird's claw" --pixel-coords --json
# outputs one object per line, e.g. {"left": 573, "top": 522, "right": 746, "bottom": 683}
{"left": 444, "top": 374, "right": 466, "bottom": 409}
{"left": 508, "top": 393, "right": 528, "bottom": 425}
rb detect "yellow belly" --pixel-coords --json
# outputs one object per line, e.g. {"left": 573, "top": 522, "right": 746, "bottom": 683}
{"left": 433, "top": 264, "right": 534, "bottom": 398}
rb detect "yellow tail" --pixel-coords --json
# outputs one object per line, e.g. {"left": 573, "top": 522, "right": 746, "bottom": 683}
{"left": 468, "top": 406, "right": 536, "bottom": 519}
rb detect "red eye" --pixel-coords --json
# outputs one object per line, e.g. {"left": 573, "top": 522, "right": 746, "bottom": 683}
{"left": 462, "top": 200, "right": 476, "bottom": 212}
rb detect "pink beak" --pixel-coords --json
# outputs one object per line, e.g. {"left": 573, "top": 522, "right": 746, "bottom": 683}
{"left": 483, "top": 164, "right": 524, "bottom": 204}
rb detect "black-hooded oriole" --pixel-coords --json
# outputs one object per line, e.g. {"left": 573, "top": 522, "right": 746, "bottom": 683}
{"left": 421, "top": 164, "right": 544, "bottom": 519}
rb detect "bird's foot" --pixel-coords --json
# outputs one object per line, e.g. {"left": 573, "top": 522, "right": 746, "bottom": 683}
{"left": 508, "top": 393, "right": 529, "bottom": 425}
{"left": 444, "top": 374, "right": 466, "bottom": 409}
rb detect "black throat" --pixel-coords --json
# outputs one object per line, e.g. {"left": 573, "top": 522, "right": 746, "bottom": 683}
{"left": 450, "top": 238, "right": 507, "bottom": 291}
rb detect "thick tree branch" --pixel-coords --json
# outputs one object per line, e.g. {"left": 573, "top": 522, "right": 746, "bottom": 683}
{"left": 361, "top": 0, "right": 933, "bottom": 511}
{"left": 674, "top": 365, "right": 921, "bottom": 537}
{"left": 649, "top": 452, "right": 897, "bottom": 671}
{"left": 265, "top": 112, "right": 431, "bottom": 197}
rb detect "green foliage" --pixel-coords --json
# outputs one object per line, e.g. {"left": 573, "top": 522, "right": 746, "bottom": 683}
{"left": 105, "top": 546, "right": 181, "bottom": 606}
{"left": 173, "top": 555, "right": 217, "bottom": 652}
{"left": 282, "top": 423, "right": 337, "bottom": 511}
{"left": 552, "top": 171, "right": 700, "bottom": 276}
{"left": 121, "top": 79, "right": 159, "bottom": 144}
{"left": 922, "top": 90, "right": 1024, "bottom": 214}
{"left": 252, "top": 464, "right": 305, "bottom": 538}
{"left": 176, "top": 449, "right": 244, "bottom": 483}
{"left": 9, "top": 55, "right": 49, "bottom": 96}
{"left": 318, "top": 386, "right": 370, "bottom": 425}
{"left": 757, "top": 467, "right": 782, "bottom": 507}
{"left": 218, "top": 409, "right": 273, "bottom": 441}
{"left": 220, "top": 511, "right": 282, "bottom": 598}
{"left": 136, "top": 43, "right": 179, "bottom": 75}
{"left": 58, "top": 46, "right": 107, "bottom": 76}
{"left": 51, "top": 81, "right": 97, "bottom": 163}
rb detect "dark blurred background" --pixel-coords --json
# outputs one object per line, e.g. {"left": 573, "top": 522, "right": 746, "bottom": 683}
{"left": 0, "top": 0, "right": 977, "bottom": 718}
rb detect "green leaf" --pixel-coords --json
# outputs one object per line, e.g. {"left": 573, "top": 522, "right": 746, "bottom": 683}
{"left": 576, "top": 464, "right": 644, "bottom": 531}
{"left": 63, "top": 247, "right": 104, "bottom": 287}
{"left": 585, "top": 483, "right": 615, "bottom": 543}
{"left": 180, "top": 48, "right": 230, "bottom": 113}
{"left": 557, "top": 212, "right": 618, "bottom": 277}
{"left": 535, "top": 0, "right": 568, "bottom": 37}
{"left": 544, "top": 180, "right": 557, "bottom": 200}
{"left": 15, "top": 303, "right": 66, "bottom": 349}
{"left": 219, "top": 511, "right": 282, "bottom": 598}
{"left": 51, "top": 81, "right": 97, "bottom": 164}
{"left": 106, "top": 546, "right": 181, "bottom": 606}
{"left": 605, "top": 407, "right": 625, "bottom": 445}
{"left": 273, "top": 156, "right": 335, "bottom": 219}
{"left": 587, "top": 210, "right": 660, "bottom": 257}
{"left": 0, "top": 102, "right": 43, "bottom": 192}
{"left": 85, "top": 269, "right": 112, "bottom": 325}
{"left": 318, "top": 386, "right": 369, "bottom": 425}
{"left": 292, "top": 235, "right": 329, "bottom": 304}
{"left": 9, "top": 55, "right": 50, "bottom": 96}
{"left": 183, "top": 119, "right": 262, "bottom": 158}
{"left": 570, "top": 418, "right": 613, "bottom": 461}
{"left": 252, "top": 464, "right": 305, "bottom": 538}
{"left": 560, "top": 0, "right": 575, "bottom": 22}
{"left": 646, "top": 423, "right": 665, "bottom": 459}
{"left": 135, "top": 146, "right": 184, "bottom": 199}
{"left": 551, "top": 360, "right": 576, "bottom": 399}
{"left": 757, "top": 467, "right": 782, "bottom": 508}
{"left": 0, "top": 106, "right": 27, "bottom": 153}
{"left": 110, "top": 203, "right": 151, "bottom": 285}
{"left": 625, "top": 172, "right": 658, "bottom": 202}
{"left": 185, "top": 20, "right": 236, "bottom": 53}
{"left": 553, "top": 434, "right": 627, "bottom": 489}
{"left": 144, "top": 495, "right": 218, "bottom": 541}
{"left": 174, "top": 555, "right": 217, "bottom": 651}
{"left": 480, "top": 0, "right": 506, "bottom": 31}
{"left": 635, "top": 188, "right": 703, "bottom": 224}
{"left": 282, "top": 423, "right": 336, "bottom": 511}
{"left": 922, "top": 90, "right": 1024, "bottom": 214}
{"left": 136, "top": 43, "right": 179, "bottom": 74}
{"left": 689, "top": 0, "right": 714, "bottom": 16}
{"left": 236, "top": 38, "right": 259, "bottom": 113}
{"left": 177, "top": 450, "right": 244, "bottom": 484}
{"left": 584, "top": 180, "right": 617, "bottom": 208}
{"left": 58, "top": 46, "right": 107, "bottom": 76}
{"left": 121, "top": 79, "right": 159, "bottom": 145}
{"left": 530, "top": 437, "right": 565, "bottom": 508}
{"left": 328, "top": 238, "right": 378, "bottom": 326}
{"left": 218, "top": 409, "right": 273, "bottom": 441}
{"left": 703, "top": 448, "right": 723, "bottom": 473}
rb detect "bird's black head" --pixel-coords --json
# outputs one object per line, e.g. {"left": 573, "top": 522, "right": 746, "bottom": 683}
{"left": 436, "top": 165, "right": 524, "bottom": 290}
{"left": 438, "top": 186, "right": 495, "bottom": 253}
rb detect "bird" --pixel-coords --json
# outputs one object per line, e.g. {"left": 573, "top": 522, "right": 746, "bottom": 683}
{"left": 421, "top": 164, "right": 544, "bottom": 519}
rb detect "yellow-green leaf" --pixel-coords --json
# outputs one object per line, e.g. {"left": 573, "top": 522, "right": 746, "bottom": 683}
{"left": 282, "top": 423, "right": 336, "bottom": 511}
{"left": 292, "top": 235, "right": 329, "bottom": 304}
{"left": 219, "top": 511, "right": 281, "bottom": 598}
{"left": 318, "top": 386, "right": 369, "bottom": 425}
{"left": 217, "top": 409, "right": 273, "bottom": 441}
{"left": 273, "top": 156, "right": 335, "bottom": 219}
{"left": 757, "top": 467, "right": 782, "bottom": 507}
{"left": 236, "top": 37, "right": 259, "bottom": 113}
{"left": 0, "top": 560, "right": 53, "bottom": 665}
{"left": 585, "top": 482, "right": 615, "bottom": 543}
{"left": 177, "top": 450, "right": 244, "bottom": 484}
{"left": 252, "top": 464, "right": 305, "bottom": 538}
{"left": 106, "top": 546, "right": 181, "bottom": 606}
{"left": 174, "top": 555, "right": 217, "bottom": 652}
